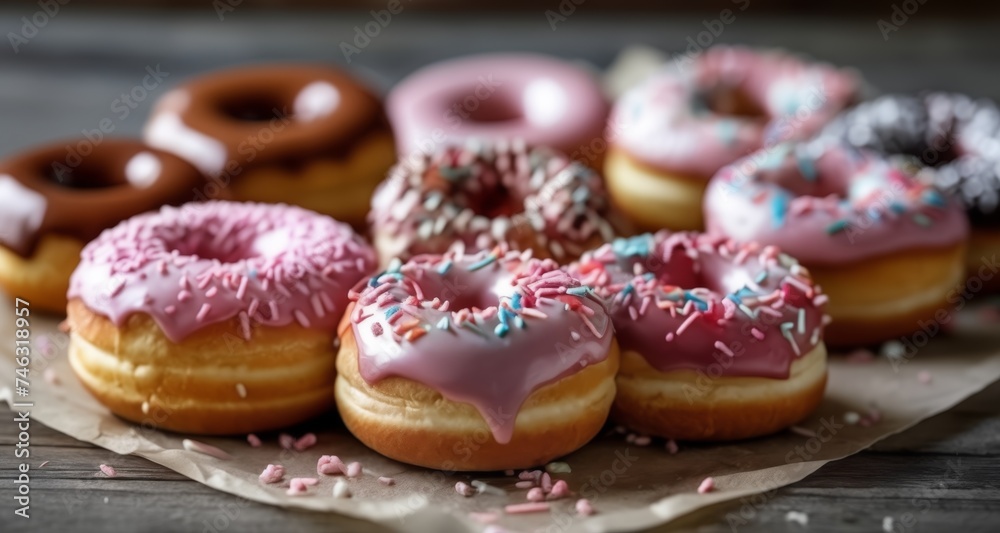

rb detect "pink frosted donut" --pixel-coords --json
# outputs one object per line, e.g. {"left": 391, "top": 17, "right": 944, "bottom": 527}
{"left": 368, "top": 139, "right": 624, "bottom": 265}
{"left": 606, "top": 46, "right": 859, "bottom": 231}
{"left": 704, "top": 141, "right": 968, "bottom": 346}
{"left": 66, "top": 201, "right": 376, "bottom": 434}
{"left": 568, "top": 232, "right": 828, "bottom": 441}
{"left": 387, "top": 54, "right": 608, "bottom": 166}
{"left": 335, "top": 247, "right": 619, "bottom": 470}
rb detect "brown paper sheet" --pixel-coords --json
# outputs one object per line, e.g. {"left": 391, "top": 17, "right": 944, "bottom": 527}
{"left": 3, "top": 303, "right": 1000, "bottom": 532}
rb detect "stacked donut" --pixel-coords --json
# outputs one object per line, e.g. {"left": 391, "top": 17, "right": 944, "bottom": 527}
{"left": 2, "top": 46, "right": 995, "bottom": 473}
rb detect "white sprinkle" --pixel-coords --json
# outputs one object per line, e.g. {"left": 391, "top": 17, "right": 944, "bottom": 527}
{"left": 882, "top": 516, "right": 894, "bottom": 532}
{"left": 471, "top": 479, "right": 506, "bottom": 496}
{"left": 785, "top": 510, "right": 809, "bottom": 525}
{"left": 378, "top": 476, "right": 395, "bottom": 486}
{"left": 235, "top": 383, "right": 247, "bottom": 398}
{"left": 844, "top": 411, "right": 861, "bottom": 425}
{"left": 333, "top": 479, "right": 352, "bottom": 498}
{"left": 545, "top": 462, "right": 572, "bottom": 474}
{"left": 790, "top": 426, "right": 817, "bottom": 438}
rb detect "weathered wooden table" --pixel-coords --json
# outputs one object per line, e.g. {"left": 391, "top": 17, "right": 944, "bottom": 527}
{"left": 2, "top": 9, "right": 999, "bottom": 532}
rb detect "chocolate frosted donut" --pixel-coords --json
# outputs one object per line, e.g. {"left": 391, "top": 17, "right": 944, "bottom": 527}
{"left": 144, "top": 64, "right": 395, "bottom": 227}
{"left": 0, "top": 139, "right": 205, "bottom": 312}
{"left": 820, "top": 93, "right": 1000, "bottom": 286}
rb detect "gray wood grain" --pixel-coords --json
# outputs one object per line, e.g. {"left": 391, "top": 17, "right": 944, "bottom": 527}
{"left": 1, "top": 9, "right": 1000, "bottom": 532}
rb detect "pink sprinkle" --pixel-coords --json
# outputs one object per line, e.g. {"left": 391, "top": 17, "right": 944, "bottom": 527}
{"left": 469, "top": 511, "right": 500, "bottom": 524}
{"left": 505, "top": 502, "right": 550, "bottom": 514}
{"left": 518, "top": 470, "right": 542, "bottom": 481}
{"left": 751, "top": 328, "right": 765, "bottom": 341}
{"left": 378, "top": 476, "right": 395, "bottom": 486}
{"left": 548, "top": 480, "right": 570, "bottom": 500}
{"left": 291, "top": 477, "right": 319, "bottom": 487}
{"left": 455, "top": 481, "right": 476, "bottom": 497}
{"left": 541, "top": 472, "right": 553, "bottom": 492}
{"left": 790, "top": 426, "right": 817, "bottom": 438}
{"left": 317, "top": 455, "right": 347, "bottom": 476}
{"left": 504, "top": 469, "right": 515, "bottom": 476}
{"left": 286, "top": 479, "right": 308, "bottom": 496}
{"left": 181, "top": 439, "right": 231, "bottom": 460}
{"left": 236, "top": 276, "right": 248, "bottom": 299}
{"left": 846, "top": 349, "right": 875, "bottom": 364}
{"left": 371, "top": 322, "right": 384, "bottom": 336}
{"left": 346, "top": 461, "right": 362, "bottom": 478}
{"left": 634, "top": 435, "right": 652, "bottom": 446}
{"left": 918, "top": 370, "right": 932, "bottom": 384}
{"left": 38, "top": 461, "right": 49, "bottom": 468}
{"left": 666, "top": 440, "right": 679, "bottom": 454}
{"left": 258, "top": 464, "right": 284, "bottom": 484}
{"left": 868, "top": 407, "right": 883, "bottom": 423}
{"left": 99, "top": 464, "right": 117, "bottom": 478}
{"left": 813, "top": 294, "right": 829, "bottom": 306}
{"left": 714, "top": 341, "right": 735, "bottom": 357}
{"left": 293, "top": 433, "right": 317, "bottom": 451}
{"left": 196, "top": 303, "right": 212, "bottom": 321}
{"left": 527, "top": 487, "right": 545, "bottom": 502}
{"left": 676, "top": 312, "right": 699, "bottom": 336}
{"left": 697, "top": 477, "right": 715, "bottom": 494}
{"left": 177, "top": 290, "right": 192, "bottom": 302}
{"left": 44, "top": 368, "right": 60, "bottom": 385}
{"left": 575, "top": 498, "right": 595, "bottom": 516}
{"left": 515, "top": 480, "right": 535, "bottom": 489}
{"left": 205, "top": 286, "right": 218, "bottom": 298}
{"left": 246, "top": 434, "right": 262, "bottom": 447}
{"left": 279, "top": 433, "right": 295, "bottom": 450}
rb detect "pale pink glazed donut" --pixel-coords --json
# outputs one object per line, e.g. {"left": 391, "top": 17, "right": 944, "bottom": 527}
{"left": 336, "top": 246, "right": 620, "bottom": 470}
{"left": 368, "top": 139, "right": 625, "bottom": 265}
{"left": 606, "top": 46, "right": 860, "bottom": 231}
{"left": 568, "top": 232, "right": 828, "bottom": 441}
{"left": 704, "top": 141, "right": 968, "bottom": 346}
{"left": 66, "top": 201, "right": 376, "bottom": 434}
{"left": 387, "top": 53, "right": 609, "bottom": 166}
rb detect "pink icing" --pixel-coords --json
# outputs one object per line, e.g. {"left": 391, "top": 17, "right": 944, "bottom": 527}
{"left": 568, "top": 232, "right": 827, "bottom": 379}
{"left": 611, "top": 46, "right": 859, "bottom": 179}
{"left": 68, "top": 201, "right": 375, "bottom": 342}
{"left": 349, "top": 247, "right": 613, "bottom": 444}
{"left": 369, "top": 140, "right": 620, "bottom": 262}
{"left": 387, "top": 53, "right": 608, "bottom": 161}
{"left": 703, "top": 142, "right": 969, "bottom": 266}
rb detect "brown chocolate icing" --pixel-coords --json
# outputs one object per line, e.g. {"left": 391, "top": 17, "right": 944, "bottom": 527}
{"left": 0, "top": 139, "right": 206, "bottom": 257}
{"left": 143, "top": 64, "right": 391, "bottom": 177}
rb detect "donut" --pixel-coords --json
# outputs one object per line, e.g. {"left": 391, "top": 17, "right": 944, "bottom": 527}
{"left": 606, "top": 46, "right": 859, "bottom": 231}
{"left": 143, "top": 64, "right": 395, "bottom": 228}
{"left": 335, "top": 247, "right": 619, "bottom": 470}
{"left": 703, "top": 141, "right": 968, "bottom": 346}
{"left": 66, "top": 201, "right": 376, "bottom": 435}
{"left": 818, "top": 93, "right": 1000, "bottom": 288}
{"left": 387, "top": 53, "right": 609, "bottom": 167}
{"left": 568, "top": 232, "right": 828, "bottom": 441}
{"left": 368, "top": 139, "right": 625, "bottom": 265}
{"left": 0, "top": 139, "right": 205, "bottom": 313}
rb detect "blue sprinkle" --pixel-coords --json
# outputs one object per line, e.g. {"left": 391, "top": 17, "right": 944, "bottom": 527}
{"left": 621, "top": 284, "right": 635, "bottom": 296}
{"left": 498, "top": 307, "right": 513, "bottom": 326}
{"left": 436, "top": 317, "right": 450, "bottom": 330}
{"left": 826, "top": 220, "right": 849, "bottom": 235}
{"left": 494, "top": 323, "right": 510, "bottom": 338}
{"left": 922, "top": 189, "right": 946, "bottom": 208}
{"left": 567, "top": 286, "right": 590, "bottom": 296}
{"left": 467, "top": 254, "right": 496, "bottom": 272}
{"left": 726, "top": 294, "right": 742, "bottom": 305}
{"left": 368, "top": 273, "right": 384, "bottom": 288}
{"left": 772, "top": 194, "right": 789, "bottom": 228}
{"left": 717, "top": 119, "right": 738, "bottom": 146}
{"left": 755, "top": 270, "right": 768, "bottom": 284}
{"left": 387, "top": 257, "right": 402, "bottom": 273}
{"left": 890, "top": 202, "right": 906, "bottom": 214}
{"left": 247, "top": 268, "right": 258, "bottom": 280}
{"left": 384, "top": 305, "right": 400, "bottom": 318}
{"left": 511, "top": 293, "right": 523, "bottom": 310}
{"left": 913, "top": 213, "right": 933, "bottom": 227}
{"left": 684, "top": 291, "right": 708, "bottom": 311}
{"left": 736, "top": 286, "right": 756, "bottom": 299}
{"left": 796, "top": 153, "right": 818, "bottom": 181}
{"left": 612, "top": 234, "right": 653, "bottom": 258}
{"left": 437, "top": 260, "right": 453, "bottom": 275}
{"left": 643, "top": 272, "right": 655, "bottom": 281}
{"left": 572, "top": 186, "right": 590, "bottom": 203}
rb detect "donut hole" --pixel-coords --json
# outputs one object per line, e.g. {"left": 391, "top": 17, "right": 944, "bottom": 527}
{"left": 699, "top": 85, "right": 768, "bottom": 120}
{"left": 219, "top": 95, "right": 291, "bottom": 122}
{"left": 463, "top": 94, "right": 523, "bottom": 123}
{"left": 43, "top": 159, "right": 126, "bottom": 189}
